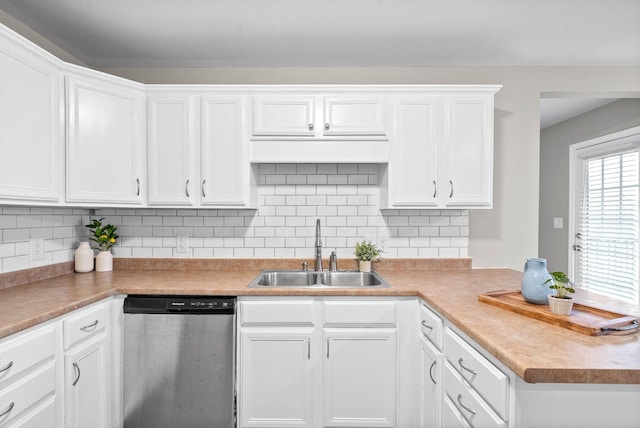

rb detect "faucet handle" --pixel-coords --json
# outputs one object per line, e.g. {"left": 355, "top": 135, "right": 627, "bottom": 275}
{"left": 330, "top": 251, "right": 337, "bottom": 272}
{"left": 301, "top": 262, "right": 308, "bottom": 271}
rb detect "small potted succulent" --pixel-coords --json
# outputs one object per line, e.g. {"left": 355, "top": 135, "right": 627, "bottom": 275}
{"left": 85, "top": 218, "right": 119, "bottom": 272}
{"left": 354, "top": 240, "right": 381, "bottom": 272}
{"left": 544, "top": 271, "right": 576, "bottom": 315}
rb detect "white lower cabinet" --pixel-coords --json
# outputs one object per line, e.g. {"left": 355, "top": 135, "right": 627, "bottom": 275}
{"left": 61, "top": 299, "right": 117, "bottom": 428}
{"left": 0, "top": 297, "right": 120, "bottom": 428}
{"left": 323, "top": 328, "right": 396, "bottom": 427}
{"left": 238, "top": 297, "right": 414, "bottom": 428}
{"left": 0, "top": 325, "right": 56, "bottom": 428}
{"left": 239, "top": 328, "right": 315, "bottom": 427}
{"left": 420, "top": 336, "right": 441, "bottom": 428}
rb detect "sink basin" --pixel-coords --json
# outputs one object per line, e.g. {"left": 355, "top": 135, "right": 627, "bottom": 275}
{"left": 248, "top": 270, "right": 390, "bottom": 288}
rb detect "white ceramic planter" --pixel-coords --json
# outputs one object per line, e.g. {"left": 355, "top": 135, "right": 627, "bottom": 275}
{"left": 95, "top": 250, "right": 113, "bottom": 272}
{"left": 359, "top": 260, "right": 371, "bottom": 272}
{"left": 548, "top": 295, "right": 574, "bottom": 316}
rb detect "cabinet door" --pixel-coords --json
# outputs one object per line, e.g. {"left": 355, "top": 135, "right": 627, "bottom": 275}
{"left": 323, "top": 328, "right": 396, "bottom": 427}
{"left": 386, "top": 96, "right": 439, "bottom": 207}
{"left": 420, "top": 336, "right": 442, "bottom": 428}
{"left": 0, "top": 29, "right": 62, "bottom": 204}
{"left": 147, "top": 94, "right": 197, "bottom": 205}
{"left": 323, "top": 96, "right": 387, "bottom": 136}
{"left": 252, "top": 96, "right": 315, "bottom": 136}
{"left": 441, "top": 95, "right": 494, "bottom": 208}
{"left": 66, "top": 75, "right": 145, "bottom": 205}
{"left": 201, "top": 95, "right": 253, "bottom": 206}
{"left": 239, "top": 328, "right": 315, "bottom": 428}
{"left": 64, "top": 336, "right": 108, "bottom": 428}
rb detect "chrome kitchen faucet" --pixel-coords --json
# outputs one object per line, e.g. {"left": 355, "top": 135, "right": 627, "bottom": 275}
{"left": 315, "top": 218, "right": 323, "bottom": 272}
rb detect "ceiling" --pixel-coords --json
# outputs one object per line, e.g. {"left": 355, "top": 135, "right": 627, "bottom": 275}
{"left": 0, "top": 0, "right": 639, "bottom": 68}
{"left": 539, "top": 98, "right": 619, "bottom": 129}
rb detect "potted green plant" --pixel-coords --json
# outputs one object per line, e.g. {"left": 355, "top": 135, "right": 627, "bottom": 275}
{"left": 544, "top": 271, "right": 576, "bottom": 315}
{"left": 354, "top": 240, "right": 381, "bottom": 272}
{"left": 85, "top": 218, "right": 119, "bottom": 272}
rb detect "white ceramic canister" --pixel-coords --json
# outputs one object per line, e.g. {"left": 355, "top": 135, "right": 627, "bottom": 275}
{"left": 75, "top": 242, "right": 94, "bottom": 273}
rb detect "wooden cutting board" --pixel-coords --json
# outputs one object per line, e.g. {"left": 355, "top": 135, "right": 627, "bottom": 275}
{"left": 478, "top": 289, "right": 639, "bottom": 336}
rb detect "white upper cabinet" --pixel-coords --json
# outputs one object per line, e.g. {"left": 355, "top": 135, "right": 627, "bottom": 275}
{"left": 442, "top": 94, "right": 495, "bottom": 208}
{"left": 252, "top": 96, "right": 316, "bottom": 137}
{"left": 323, "top": 96, "right": 387, "bottom": 136}
{"left": 147, "top": 91, "right": 256, "bottom": 208}
{"left": 382, "top": 87, "right": 500, "bottom": 209}
{"left": 147, "top": 93, "right": 197, "bottom": 206}
{"left": 386, "top": 95, "right": 440, "bottom": 207}
{"left": 201, "top": 95, "right": 256, "bottom": 207}
{"left": 0, "top": 26, "right": 63, "bottom": 205}
{"left": 252, "top": 94, "right": 387, "bottom": 138}
{"left": 66, "top": 72, "right": 146, "bottom": 205}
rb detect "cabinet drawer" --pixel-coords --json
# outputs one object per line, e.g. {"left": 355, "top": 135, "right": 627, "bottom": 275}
{"left": 444, "top": 328, "right": 509, "bottom": 420}
{"left": 419, "top": 302, "right": 443, "bottom": 350}
{"left": 63, "top": 303, "right": 108, "bottom": 350}
{"left": 323, "top": 301, "right": 396, "bottom": 325}
{"left": 0, "top": 363, "right": 55, "bottom": 426}
{"left": 0, "top": 326, "right": 54, "bottom": 385}
{"left": 4, "top": 396, "right": 56, "bottom": 428}
{"left": 444, "top": 362, "right": 506, "bottom": 428}
{"left": 240, "top": 300, "right": 315, "bottom": 325}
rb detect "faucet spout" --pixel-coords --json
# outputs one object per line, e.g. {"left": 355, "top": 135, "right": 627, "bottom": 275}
{"left": 315, "top": 219, "right": 323, "bottom": 272}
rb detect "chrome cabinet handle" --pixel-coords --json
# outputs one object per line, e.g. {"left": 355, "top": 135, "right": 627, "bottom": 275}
{"left": 326, "top": 338, "right": 330, "bottom": 359}
{"left": 457, "top": 394, "right": 476, "bottom": 415}
{"left": 0, "top": 361, "right": 13, "bottom": 373}
{"left": 80, "top": 319, "right": 98, "bottom": 331}
{"left": 449, "top": 180, "right": 454, "bottom": 198}
{"left": 307, "top": 338, "right": 311, "bottom": 360}
{"left": 0, "top": 402, "right": 14, "bottom": 417}
{"left": 308, "top": 123, "right": 314, "bottom": 131}
{"left": 421, "top": 320, "right": 434, "bottom": 331}
{"left": 458, "top": 357, "right": 477, "bottom": 375}
{"left": 136, "top": 178, "right": 140, "bottom": 196}
{"left": 324, "top": 123, "right": 330, "bottom": 131}
{"left": 72, "top": 361, "right": 81, "bottom": 386}
{"left": 429, "top": 360, "right": 437, "bottom": 385}
{"left": 202, "top": 180, "right": 206, "bottom": 198}
{"left": 185, "top": 179, "right": 190, "bottom": 197}
{"left": 433, "top": 180, "right": 437, "bottom": 198}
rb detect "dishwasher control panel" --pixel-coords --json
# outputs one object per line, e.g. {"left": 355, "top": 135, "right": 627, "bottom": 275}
{"left": 124, "top": 295, "right": 236, "bottom": 314}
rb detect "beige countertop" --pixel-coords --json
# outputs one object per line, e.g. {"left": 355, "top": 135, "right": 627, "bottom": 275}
{"left": 1, "top": 258, "right": 639, "bottom": 385}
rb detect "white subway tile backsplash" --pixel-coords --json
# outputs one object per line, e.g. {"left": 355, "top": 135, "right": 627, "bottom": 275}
{"left": 0, "top": 163, "right": 469, "bottom": 273}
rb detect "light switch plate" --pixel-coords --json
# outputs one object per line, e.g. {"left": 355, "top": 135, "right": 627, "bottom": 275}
{"left": 553, "top": 217, "right": 564, "bottom": 229}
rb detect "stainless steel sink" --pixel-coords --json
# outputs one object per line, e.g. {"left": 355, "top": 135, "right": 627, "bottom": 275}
{"left": 248, "top": 270, "right": 390, "bottom": 288}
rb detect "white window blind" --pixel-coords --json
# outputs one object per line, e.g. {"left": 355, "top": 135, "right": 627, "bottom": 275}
{"left": 575, "top": 138, "right": 639, "bottom": 304}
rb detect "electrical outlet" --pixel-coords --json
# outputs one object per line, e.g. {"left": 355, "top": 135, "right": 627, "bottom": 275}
{"left": 176, "top": 235, "right": 188, "bottom": 253}
{"left": 378, "top": 235, "right": 389, "bottom": 253}
{"left": 553, "top": 217, "right": 564, "bottom": 229}
{"left": 31, "top": 238, "right": 44, "bottom": 261}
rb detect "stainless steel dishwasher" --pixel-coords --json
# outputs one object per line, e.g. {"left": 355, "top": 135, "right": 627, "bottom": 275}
{"left": 123, "top": 295, "right": 236, "bottom": 428}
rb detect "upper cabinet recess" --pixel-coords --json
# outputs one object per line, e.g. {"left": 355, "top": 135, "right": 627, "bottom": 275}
{"left": 250, "top": 91, "right": 390, "bottom": 163}
{"left": 252, "top": 95, "right": 387, "bottom": 137}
